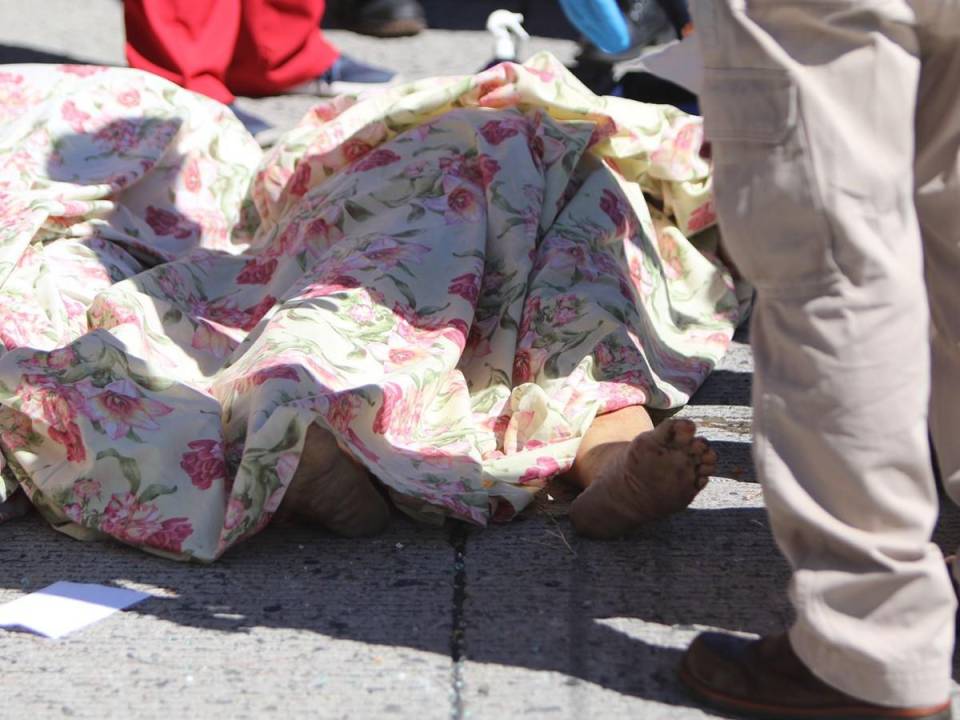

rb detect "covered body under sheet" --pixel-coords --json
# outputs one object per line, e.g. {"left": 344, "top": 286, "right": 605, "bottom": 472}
{"left": 0, "top": 55, "right": 738, "bottom": 560}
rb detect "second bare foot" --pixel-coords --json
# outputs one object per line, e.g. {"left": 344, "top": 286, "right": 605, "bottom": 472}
{"left": 569, "top": 418, "right": 715, "bottom": 539}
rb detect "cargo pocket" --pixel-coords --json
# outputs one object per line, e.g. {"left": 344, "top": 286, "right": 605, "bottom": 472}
{"left": 700, "top": 68, "right": 837, "bottom": 293}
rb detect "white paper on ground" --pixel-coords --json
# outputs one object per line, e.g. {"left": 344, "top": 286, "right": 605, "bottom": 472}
{"left": 632, "top": 35, "right": 704, "bottom": 95}
{"left": 0, "top": 581, "right": 150, "bottom": 638}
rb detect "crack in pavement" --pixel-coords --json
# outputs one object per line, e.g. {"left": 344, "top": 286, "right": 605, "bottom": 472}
{"left": 448, "top": 522, "right": 469, "bottom": 720}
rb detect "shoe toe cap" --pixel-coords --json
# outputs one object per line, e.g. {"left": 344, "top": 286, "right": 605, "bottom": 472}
{"left": 680, "top": 631, "right": 755, "bottom": 695}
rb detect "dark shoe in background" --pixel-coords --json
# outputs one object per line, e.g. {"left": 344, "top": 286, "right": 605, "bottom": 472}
{"left": 325, "top": 0, "right": 427, "bottom": 38}
{"left": 679, "top": 631, "right": 953, "bottom": 720}
{"left": 288, "top": 55, "right": 397, "bottom": 97}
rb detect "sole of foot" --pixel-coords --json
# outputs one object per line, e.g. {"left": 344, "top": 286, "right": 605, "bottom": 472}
{"left": 569, "top": 417, "right": 715, "bottom": 539}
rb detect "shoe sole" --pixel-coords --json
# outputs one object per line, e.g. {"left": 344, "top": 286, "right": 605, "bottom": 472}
{"left": 677, "top": 662, "right": 952, "bottom": 720}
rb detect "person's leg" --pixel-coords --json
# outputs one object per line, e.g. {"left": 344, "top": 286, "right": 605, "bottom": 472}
{"left": 225, "top": 0, "right": 339, "bottom": 97}
{"left": 567, "top": 408, "right": 715, "bottom": 539}
{"left": 684, "top": 0, "right": 954, "bottom": 710}
{"left": 124, "top": 0, "right": 241, "bottom": 104}
{"left": 915, "top": 10, "right": 960, "bottom": 512}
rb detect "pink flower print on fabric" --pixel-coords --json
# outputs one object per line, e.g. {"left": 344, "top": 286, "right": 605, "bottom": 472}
{"left": 201, "top": 295, "right": 277, "bottom": 331}
{"left": 100, "top": 492, "right": 194, "bottom": 553}
{"left": 73, "top": 478, "right": 102, "bottom": 502}
{"left": 290, "top": 161, "right": 312, "bottom": 196}
{"left": 147, "top": 517, "right": 193, "bottom": 554}
{"left": 237, "top": 257, "right": 278, "bottom": 285}
{"left": 512, "top": 347, "right": 548, "bottom": 385}
{"left": 180, "top": 439, "right": 228, "bottom": 490}
{"left": 17, "top": 377, "right": 87, "bottom": 463}
{"left": 423, "top": 183, "right": 483, "bottom": 225}
{"left": 447, "top": 272, "right": 481, "bottom": 305}
{"left": 343, "top": 138, "right": 373, "bottom": 163}
{"left": 588, "top": 116, "right": 619, "bottom": 148}
{"left": 0, "top": 304, "right": 49, "bottom": 350}
{"left": 63, "top": 503, "right": 85, "bottom": 524}
{"left": 439, "top": 154, "right": 501, "bottom": 190}
{"left": 59, "top": 65, "right": 106, "bottom": 77}
{"left": 465, "top": 315, "right": 497, "bottom": 359}
{"left": 88, "top": 298, "right": 142, "bottom": 329}
{"left": 93, "top": 118, "right": 141, "bottom": 154}
{"left": 19, "top": 346, "right": 78, "bottom": 372}
{"left": 385, "top": 346, "right": 429, "bottom": 371}
{"left": 50, "top": 422, "right": 86, "bottom": 463}
{"left": 373, "top": 381, "right": 402, "bottom": 434}
{"left": 686, "top": 199, "right": 717, "bottom": 234}
{"left": 351, "top": 148, "right": 401, "bottom": 173}
{"left": 657, "top": 231, "right": 685, "bottom": 280}
{"left": 404, "top": 152, "right": 434, "bottom": 175}
{"left": 626, "top": 242, "right": 655, "bottom": 299}
{"left": 0, "top": 408, "right": 33, "bottom": 450}
{"left": 78, "top": 379, "right": 174, "bottom": 440}
{"left": 117, "top": 89, "right": 141, "bottom": 107}
{"left": 599, "top": 188, "right": 632, "bottom": 236}
{"left": 61, "top": 100, "right": 91, "bottom": 132}
{"left": 478, "top": 118, "right": 526, "bottom": 145}
{"left": 519, "top": 456, "right": 561, "bottom": 484}
{"left": 650, "top": 120, "right": 703, "bottom": 178}
{"left": 101, "top": 492, "right": 163, "bottom": 542}
{"left": 325, "top": 393, "right": 362, "bottom": 433}
{"left": 370, "top": 381, "right": 424, "bottom": 444}
{"left": 363, "top": 236, "right": 426, "bottom": 267}
{"left": 551, "top": 294, "right": 583, "bottom": 326}
{"left": 183, "top": 157, "right": 202, "bottom": 192}
{"left": 251, "top": 365, "right": 300, "bottom": 386}
{"left": 306, "top": 215, "right": 345, "bottom": 248}
{"left": 146, "top": 206, "right": 195, "bottom": 240}
{"left": 223, "top": 497, "right": 246, "bottom": 531}
{"left": 190, "top": 322, "right": 239, "bottom": 360}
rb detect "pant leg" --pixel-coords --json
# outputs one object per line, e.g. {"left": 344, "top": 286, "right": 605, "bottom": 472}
{"left": 124, "top": 0, "right": 241, "bottom": 104}
{"left": 690, "top": 0, "right": 955, "bottom": 706}
{"left": 225, "top": 0, "right": 338, "bottom": 97}
{"left": 914, "top": 4, "right": 960, "bottom": 503}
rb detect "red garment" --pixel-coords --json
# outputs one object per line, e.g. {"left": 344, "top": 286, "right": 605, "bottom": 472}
{"left": 124, "top": 0, "right": 339, "bottom": 104}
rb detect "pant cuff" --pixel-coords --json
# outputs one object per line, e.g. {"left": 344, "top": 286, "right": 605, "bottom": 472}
{"left": 789, "top": 621, "right": 951, "bottom": 707}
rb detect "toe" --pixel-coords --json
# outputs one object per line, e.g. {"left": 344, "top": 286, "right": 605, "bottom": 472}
{"left": 690, "top": 437, "right": 710, "bottom": 458}
{"left": 657, "top": 418, "right": 697, "bottom": 447}
{"left": 697, "top": 445, "right": 718, "bottom": 470}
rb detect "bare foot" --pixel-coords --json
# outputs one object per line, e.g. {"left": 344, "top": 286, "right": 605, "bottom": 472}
{"left": 569, "top": 418, "right": 715, "bottom": 539}
{"left": 276, "top": 423, "right": 390, "bottom": 537}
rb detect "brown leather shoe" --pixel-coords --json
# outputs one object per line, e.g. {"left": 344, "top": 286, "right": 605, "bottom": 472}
{"left": 678, "top": 632, "right": 952, "bottom": 720}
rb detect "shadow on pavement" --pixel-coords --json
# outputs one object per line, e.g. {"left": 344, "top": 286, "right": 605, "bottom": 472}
{"left": 0, "top": 45, "right": 98, "bottom": 66}
{"left": 6, "top": 495, "right": 960, "bottom": 708}
{"left": 2, "top": 502, "right": 786, "bottom": 711}
{"left": 686, "top": 370, "right": 751, "bottom": 407}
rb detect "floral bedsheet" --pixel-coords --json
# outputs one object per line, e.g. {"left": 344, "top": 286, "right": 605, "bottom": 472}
{"left": 0, "top": 54, "right": 738, "bottom": 561}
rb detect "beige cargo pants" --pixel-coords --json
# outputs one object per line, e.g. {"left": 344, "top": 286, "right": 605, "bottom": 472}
{"left": 689, "top": 0, "right": 960, "bottom": 707}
